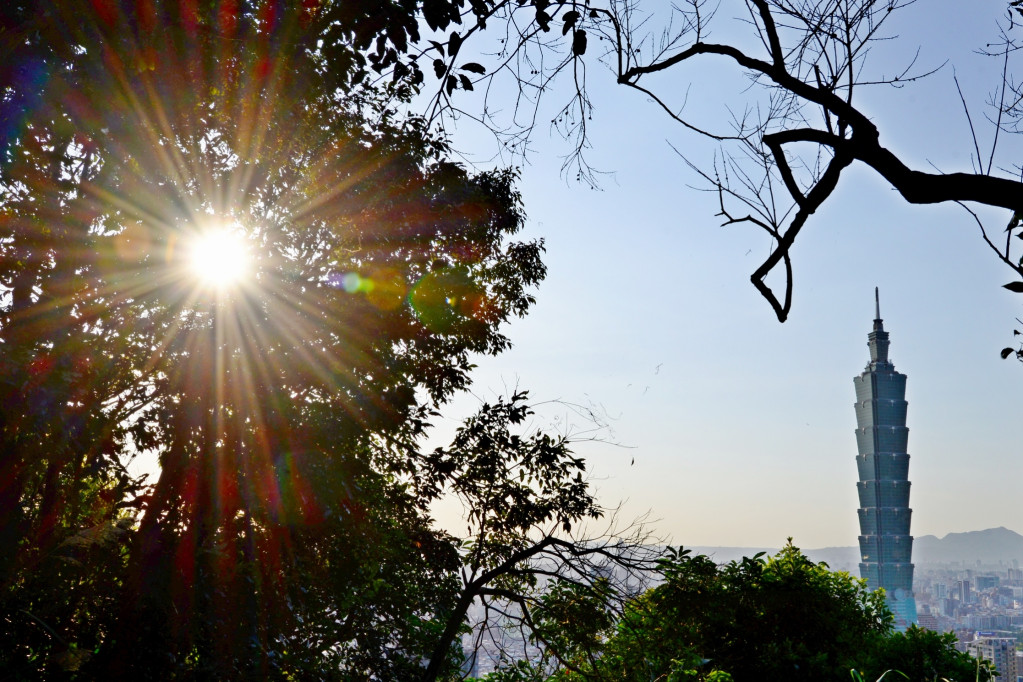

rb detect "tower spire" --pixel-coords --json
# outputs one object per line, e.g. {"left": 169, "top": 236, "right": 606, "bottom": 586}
{"left": 873, "top": 287, "right": 884, "bottom": 333}
{"left": 869, "top": 289, "right": 889, "bottom": 363}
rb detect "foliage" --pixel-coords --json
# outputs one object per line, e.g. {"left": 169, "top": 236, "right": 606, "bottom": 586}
{"left": 559, "top": 541, "right": 892, "bottom": 682}
{"left": 420, "top": 395, "right": 661, "bottom": 680}
{"left": 1001, "top": 318, "right": 1023, "bottom": 364}
{"left": 477, "top": 659, "right": 552, "bottom": 682}
{"left": 489, "top": 544, "right": 992, "bottom": 682}
{"left": 854, "top": 626, "right": 996, "bottom": 682}
{"left": 0, "top": 1, "right": 635, "bottom": 679}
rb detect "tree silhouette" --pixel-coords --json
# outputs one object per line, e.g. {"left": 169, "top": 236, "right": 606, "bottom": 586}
{"left": 0, "top": 2, "right": 654, "bottom": 678}
{"left": 507, "top": 544, "right": 992, "bottom": 682}
{"left": 414, "top": 0, "right": 1023, "bottom": 323}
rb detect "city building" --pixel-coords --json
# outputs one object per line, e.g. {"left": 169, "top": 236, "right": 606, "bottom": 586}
{"left": 853, "top": 289, "right": 918, "bottom": 630}
{"left": 957, "top": 579, "right": 973, "bottom": 605}
{"left": 966, "top": 634, "right": 1019, "bottom": 681}
{"left": 976, "top": 575, "right": 1000, "bottom": 590}
{"left": 916, "top": 612, "right": 939, "bottom": 631}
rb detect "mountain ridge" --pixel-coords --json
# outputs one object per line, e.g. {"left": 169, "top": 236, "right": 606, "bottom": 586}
{"left": 688, "top": 527, "right": 1023, "bottom": 571}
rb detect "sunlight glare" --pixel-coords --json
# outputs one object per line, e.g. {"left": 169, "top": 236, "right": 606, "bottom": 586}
{"left": 188, "top": 225, "right": 250, "bottom": 289}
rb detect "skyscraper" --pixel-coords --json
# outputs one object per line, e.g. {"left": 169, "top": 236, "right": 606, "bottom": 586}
{"left": 853, "top": 289, "right": 918, "bottom": 630}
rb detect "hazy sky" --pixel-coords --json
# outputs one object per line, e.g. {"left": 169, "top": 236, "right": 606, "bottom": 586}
{"left": 429, "top": 0, "right": 1023, "bottom": 548}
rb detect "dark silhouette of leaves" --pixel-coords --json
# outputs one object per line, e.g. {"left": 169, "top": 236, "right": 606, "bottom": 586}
{"left": 562, "top": 10, "right": 580, "bottom": 34}
{"left": 572, "top": 28, "right": 587, "bottom": 56}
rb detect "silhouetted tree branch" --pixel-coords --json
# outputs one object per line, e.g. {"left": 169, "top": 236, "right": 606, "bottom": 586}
{"left": 416, "top": 394, "right": 660, "bottom": 680}
{"left": 416, "top": 0, "right": 1023, "bottom": 322}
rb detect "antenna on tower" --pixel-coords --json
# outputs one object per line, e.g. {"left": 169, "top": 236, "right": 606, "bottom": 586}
{"left": 875, "top": 287, "right": 880, "bottom": 320}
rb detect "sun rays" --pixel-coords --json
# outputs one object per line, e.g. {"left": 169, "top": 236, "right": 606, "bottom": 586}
{"left": 6, "top": 0, "right": 525, "bottom": 615}
{"left": 0, "top": 3, "right": 556, "bottom": 674}
{"left": 186, "top": 222, "right": 251, "bottom": 290}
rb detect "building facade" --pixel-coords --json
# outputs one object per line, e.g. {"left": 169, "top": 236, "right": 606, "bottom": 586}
{"left": 853, "top": 290, "right": 918, "bottom": 630}
{"left": 966, "top": 635, "right": 1020, "bottom": 681}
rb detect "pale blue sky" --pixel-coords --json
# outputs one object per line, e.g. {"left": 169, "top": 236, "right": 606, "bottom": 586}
{"left": 430, "top": 0, "right": 1023, "bottom": 548}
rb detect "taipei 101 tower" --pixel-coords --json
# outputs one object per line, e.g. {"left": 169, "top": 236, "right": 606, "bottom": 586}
{"left": 853, "top": 289, "right": 918, "bottom": 630}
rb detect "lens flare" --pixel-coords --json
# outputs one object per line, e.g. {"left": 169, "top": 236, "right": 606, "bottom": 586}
{"left": 188, "top": 226, "right": 250, "bottom": 289}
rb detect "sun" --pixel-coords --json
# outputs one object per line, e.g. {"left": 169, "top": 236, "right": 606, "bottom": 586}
{"left": 188, "top": 225, "right": 251, "bottom": 289}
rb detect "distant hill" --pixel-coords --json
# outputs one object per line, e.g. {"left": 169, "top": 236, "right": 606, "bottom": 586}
{"left": 687, "top": 527, "right": 1023, "bottom": 570}
{"left": 914, "top": 527, "right": 1023, "bottom": 564}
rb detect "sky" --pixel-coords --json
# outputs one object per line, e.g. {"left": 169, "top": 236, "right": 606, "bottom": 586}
{"left": 426, "top": 0, "right": 1023, "bottom": 549}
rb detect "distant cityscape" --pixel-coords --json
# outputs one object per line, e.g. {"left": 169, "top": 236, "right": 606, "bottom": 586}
{"left": 918, "top": 563, "right": 1023, "bottom": 680}
{"left": 462, "top": 301, "right": 1023, "bottom": 678}
{"left": 916, "top": 564, "right": 1023, "bottom": 631}
{"left": 460, "top": 532, "right": 1023, "bottom": 678}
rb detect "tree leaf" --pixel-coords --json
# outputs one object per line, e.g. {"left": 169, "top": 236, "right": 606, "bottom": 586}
{"left": 572, "top": 29, "right": 587, "bottom": 56}
{"left": 390, "top": 26, "right": 408, "bottom": 54}
{"left": 1006, "top": 212, "right": 1020, "bottom": 231}
{"left": 429, "top": 40, "right": 445, "bottom": 57}
{"left": 1001, "top": 347, "right": 1015, "bottom": 359}
{"left": 459, "top": 74, "right": 473, "bottom": 91}
{"left": 433, "top": 58, "right": 446, "bottom": 79}
{"left": 422, "top": 0, "right": 444, "bottom": 30}
{"left": 536, "top": 9, "right": 551, "bottom": 32}
{"left": 461, "top": 62, "right": 486, "bottom": 75}
{"left": 562, "top": 10, "right": 579, "bottom": 35}
{"left": 446, "top": 74, "right": 457, "bottom": 95}
{"left": 470, "top": 0, "right": 488, "bottom": 27}
{"left": 1002, "top": 281, "right": 1023, "bottom": 293}
{"left": 448, "top": 31, "right": 462, "bottom": 58}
